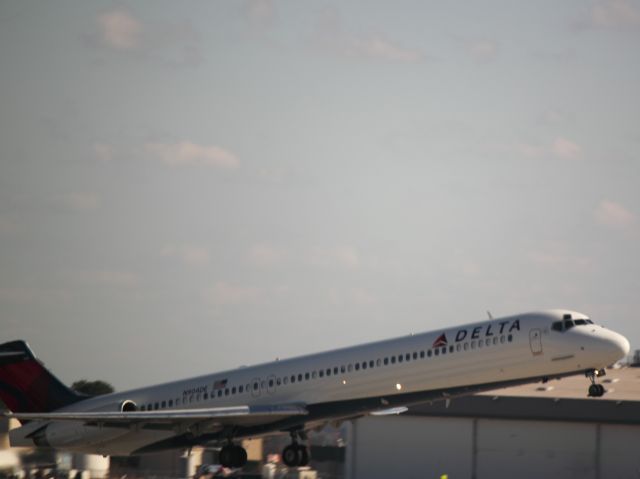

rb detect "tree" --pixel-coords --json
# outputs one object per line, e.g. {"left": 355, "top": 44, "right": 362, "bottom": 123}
{"left": 71, "top": 379, "right": 115, "bottom": 396}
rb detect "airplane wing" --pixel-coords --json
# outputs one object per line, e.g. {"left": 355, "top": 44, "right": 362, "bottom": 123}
{"left": 4, "top": 404, "right": 308, "bottom": 429}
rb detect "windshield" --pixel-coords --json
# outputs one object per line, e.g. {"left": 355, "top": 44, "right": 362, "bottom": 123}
{"left": 551, "top": 317, "right": 593, "bottom": 332}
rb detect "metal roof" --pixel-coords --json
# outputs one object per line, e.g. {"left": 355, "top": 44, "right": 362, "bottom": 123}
{"left": 406, "top": 366, "right": 640, "bottom": 425}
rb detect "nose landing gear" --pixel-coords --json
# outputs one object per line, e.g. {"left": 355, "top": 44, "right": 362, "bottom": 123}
{"left": 586, "top": 369, "right": 606, "bottom": 397}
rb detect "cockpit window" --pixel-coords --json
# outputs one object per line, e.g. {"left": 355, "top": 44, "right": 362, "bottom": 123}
{"left": 552, "top": 317, "right": 592, "bottom": 332}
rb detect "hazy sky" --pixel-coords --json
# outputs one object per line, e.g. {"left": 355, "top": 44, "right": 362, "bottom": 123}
{"left": 1, "top": 1, "right": 639, "bottom": 390}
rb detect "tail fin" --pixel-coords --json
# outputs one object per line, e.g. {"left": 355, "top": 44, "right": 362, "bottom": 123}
{"left": 0, "top": 340, "right": 83, "bottom": 413}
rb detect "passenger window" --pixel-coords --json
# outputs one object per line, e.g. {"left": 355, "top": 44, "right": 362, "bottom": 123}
{"left": 268, "top": 379, "right": 274, "bottom": 387}
{"left": 464, "top": 343, "right": 469, "bottom": 351}
{"left": 420, "top": 351, "right": 425, "bottom": 358}
{"left": 391, "top": 356, "right": 396, "bottom": 364}
{"left": 434, "top": 349, "right": 440, "bottom": 356}
{"left": 398, "top": 355, "right": 404, "bottom": 363}
{"left": 500, "top": 336, "right": 506, "bottom": 344}
{"left": 341, "top": 365, "right": 346, "bottom": 373}
{"left": 298, "top": 374, "right": 303, "bottom": 381}
{"left": 508, "top": 334, "right": 513, "bottom": 342}
{"left": 362, "top": 362, "right": 367, "bottom": 370}
{"left": 283, "top": 377, "right": 288, "bottom": 385}
{"left": 413, "top": 352, "right": 418, "bottom": 360}
{"left": 441, "top": 347, "right": 446, "bottom": 355}
{"left": 348, "top": 364, "right": 353, "bottom": 372}
{"left": 140, "top": 405, "right": 146, "bottom": 411}
{"left": 291, "top": 376, "right": 296, "bottom": 384}
{"left": 225, "top": 389, "right": 230, "bottom": 396}
{"left": 478, "top": 340, "right": 483, "bottom": 348}
{"left": 456, "top": 344, "right": 461, "bottom": 352}
{"left": 169, "top": 399, "right": 174, "bottom": 407}
{"left": 471, "top": 341, "right": 476, "bottom": 349}
{"left": 486, "top": 338, "right": 491, "bottom": 347}
{"left": 405, "top": 353, "right": 410, "bottom": 361}
{"left": 319, "top": 370, "right": 324, "bottom": 378}
{"left": 384, "top": 357, "right": 389, "bottom": 365}
{"left": 304, "top": 373, "right": 310, "bottom": 380}
{"left": 312, "top": 371, "right": 317, "bottom": 379}
{"left": 239, "top": 385, "right": 244, "bottom": 392}
{"left": 327, "top": 368, "right": 332, "bottom": 376}
{"left": 334, "top": 367, "right": 339, "bottom": 375}
{"left": 449, "top": 346, "right": 454, "bottom": 353}
{"left": 154, "top": 402, "right": 159, "bottom": 409}
{"left": 218, "top": 390, "right": 222, "bottom": 397}
{"left": 427, "top": 350, "right": 432, "bottom": 357}
{"left": 369, "top": 360, "right": 374, "bottom": 368}
{"left": 161, "top": 401, "right": 166, "bottom": 408}
{"left": 493, "top": 337, "right": 498, "bottom": 345}
{"left": 377, "top": 359, "right": 382, "bottom": 366}
{"left": 253, "top": 382, "right": 259, "bottom": 391}
{"left": 232, "top": 387, "right": 237, "bottom": 394}
{"left": 277, "top": 378, "right": 281, "bottom": 386}
{"left": 355, "top": 363, "right": 360, "bottom": 370}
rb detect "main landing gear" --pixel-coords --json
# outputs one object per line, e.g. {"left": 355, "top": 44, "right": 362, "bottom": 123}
{"left": 282, "top": 431, "right": 310, "bottom": 468}
{"left": 586, "top": 369, "right": 606, "bottom": 397}
{"left": 219, "top": 442, "right": 247, "bottom": 468}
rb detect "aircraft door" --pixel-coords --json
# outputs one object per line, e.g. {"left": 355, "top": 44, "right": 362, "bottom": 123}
{"left": 251, "top": 377, "right": 261, "bottom": 398}
{"left": 529, "top": 329, "right": 543, "bottom": 356}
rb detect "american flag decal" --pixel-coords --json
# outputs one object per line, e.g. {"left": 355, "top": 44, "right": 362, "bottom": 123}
{"left": 213, "top": 379, "right": 228, "bottom": 390}
{"left": 432, "top": 333, "right": 448, "bottom": 348}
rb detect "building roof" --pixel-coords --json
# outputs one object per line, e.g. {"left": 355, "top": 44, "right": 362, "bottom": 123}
{"left": 406, "top": 366, "right": 640, "bottom": 425}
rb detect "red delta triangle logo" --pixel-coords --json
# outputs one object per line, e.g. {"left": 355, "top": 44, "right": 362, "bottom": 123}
{"left": 432, "top": 333, "right": 448, "bottom": 348}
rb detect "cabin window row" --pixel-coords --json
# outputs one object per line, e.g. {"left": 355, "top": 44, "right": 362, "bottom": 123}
{"left": 138, "top": 333, "right": 514, "bottom": 410}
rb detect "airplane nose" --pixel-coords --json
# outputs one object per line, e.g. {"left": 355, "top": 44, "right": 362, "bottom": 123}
{"left": 613, "top": 332, "right": 631, "bottom": 358}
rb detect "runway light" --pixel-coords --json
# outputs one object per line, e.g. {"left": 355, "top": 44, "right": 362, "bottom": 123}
{"left": 396, "top": 383, "right": 402, "bottom": 391}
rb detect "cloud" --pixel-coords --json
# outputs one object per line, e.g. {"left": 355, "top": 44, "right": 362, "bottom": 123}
{"left": 145, "top": 141, "right": 239, "bottom": 169}
{"left": 308, "top": 246, "right": 360, "bottom": 270}
{"left": 594, "top": 199, "right": 636, "bottom": 228}
{"left": 551, "top": 137, "right": 582, "bottom": 160}
{"left": 94, "top": 143, "right": 114, "bottom": 162}
{"left": 162, "top": 244, "right": 211, "bottom": 267}
{"left": 496, "top": 137, "right": 581, "bottom": 160}
{"left": 468, "top": 39, "right": 499, "bottom": 63}
{"left": 247, "top": 243, "right": 286, "bottom": 267}
{"left": 91, "top": 7, "right": 202, "bottom": 67}
{"left": 590, "top": 0, "right": 640, "bottom": 29}
{"left": 204, "top": 281, "right": 261, "bottom": 306}
{"left": 312, "top": 9, "right": 426, "bottom": 64}
{"left": 98, "top": 7, "right": 142, "bottom": 50}
{"left": 57, "top": 192, "right": 100, "bottom": 212}
{"left": 244, "top": 0, "right": 276, "bottom": 28}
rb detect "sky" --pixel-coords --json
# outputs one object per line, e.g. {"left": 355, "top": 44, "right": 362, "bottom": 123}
{"left": 1, "top": 0, "right": 639, "bottom": 391}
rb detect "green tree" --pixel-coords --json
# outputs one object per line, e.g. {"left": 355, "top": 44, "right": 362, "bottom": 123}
{"left": 71, "top": 379, "right": 115, "bottom": 396}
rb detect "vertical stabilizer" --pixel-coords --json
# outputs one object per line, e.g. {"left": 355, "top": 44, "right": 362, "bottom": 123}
{"left": 0, "top": 340, "right": 83, "bottom": 413}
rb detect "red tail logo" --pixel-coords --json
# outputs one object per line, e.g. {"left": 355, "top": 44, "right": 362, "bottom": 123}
{"left": 432, "top": 333, "right": 448, "bottom": 348}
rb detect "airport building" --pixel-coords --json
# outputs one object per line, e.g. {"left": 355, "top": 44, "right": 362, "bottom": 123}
{"left": 346, "top": 366, "right": 640, "bottom": 479}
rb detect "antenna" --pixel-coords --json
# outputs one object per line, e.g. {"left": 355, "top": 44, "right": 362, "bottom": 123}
{"left": 487, "top": 310, "right": 493, "bottom": 320}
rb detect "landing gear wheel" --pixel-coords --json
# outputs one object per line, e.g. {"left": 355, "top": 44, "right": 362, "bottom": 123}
{"left": 219, "top": 444, "right": 247, "bottom": 468}
{"left": 586, "top": 370, "right": 606, "bottom": 397}
{"left": 298, "top": 445, "right": 310, "bottom": 466}
{"left": 283, "top": 444, "right": 300, "bottom": 467}
{"left": 282, "top": 444, "right": 309, "bottom": 467}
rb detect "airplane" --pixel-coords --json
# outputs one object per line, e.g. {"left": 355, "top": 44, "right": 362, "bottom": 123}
{"left": 0, "top": 309, "right": 630, "bottom": 468}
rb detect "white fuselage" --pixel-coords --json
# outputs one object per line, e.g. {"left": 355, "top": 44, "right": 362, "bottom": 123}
{"left": 10, "top": 310, "right": 630, "bottom": 455}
